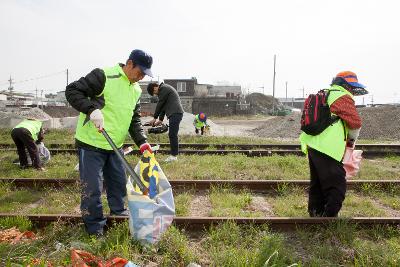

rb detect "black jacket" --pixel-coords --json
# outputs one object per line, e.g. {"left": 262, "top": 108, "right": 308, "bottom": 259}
{"left": 65, "top": 65, "right": 147, "bottom": 149}
{"left": 153, "top": 83, "right": 184, "bottom": 121}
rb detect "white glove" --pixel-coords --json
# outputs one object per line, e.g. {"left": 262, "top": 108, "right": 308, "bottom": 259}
{"left": 37, "top": 142, "right": 44, "bottom": 149}
{"left": 89, "top": 109, "right": 104, "bottom": 130}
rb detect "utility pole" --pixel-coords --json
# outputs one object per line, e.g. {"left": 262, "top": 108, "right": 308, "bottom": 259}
{"left": 41, "top": 89, "right": 43, "bottom": 109}
{"left": 302, "top": 86, "right": 305, "bottom": 99}
{"left": 66, "top": 69, "right": 69, "bottom": 86}
{"left": 8, "top": 76, "right": 14, "bottom": 93}
{"left": 272, "top": 54, "right": 276, "bottom": 114}
{"left": 285, "top": 81, "right": 288, "bottom": 101}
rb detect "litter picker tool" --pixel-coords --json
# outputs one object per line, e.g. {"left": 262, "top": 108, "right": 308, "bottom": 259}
{"left": 100, "top": 129, "right": 149, "bottom": 195}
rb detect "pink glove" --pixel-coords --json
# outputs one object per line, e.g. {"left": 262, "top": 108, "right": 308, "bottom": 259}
{"left": 139, "top": 143, "right": 153, "bottom": 154}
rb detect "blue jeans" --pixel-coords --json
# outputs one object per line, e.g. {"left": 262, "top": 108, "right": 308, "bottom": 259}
{"left": 168, "top": 113, "right": 183, "bottom": 156}
{"left": 78, "top": 148, "right": 127, "bottom": 235}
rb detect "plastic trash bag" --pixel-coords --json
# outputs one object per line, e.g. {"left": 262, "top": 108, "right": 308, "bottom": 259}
{"left": 342, "top": 147, "right": 363, "bottom": 178}
{"left": 126, "top": 150, "right": 175, "bottom": 244}
{"left": 38, "top": 143, "right": 51, "bottom": 163}
{"left": 13, "top": 143, "right": 51, "bottom": 166}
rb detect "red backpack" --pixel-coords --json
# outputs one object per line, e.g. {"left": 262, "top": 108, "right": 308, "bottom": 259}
{"left": 300, "top": 89, "right": 340, "bottom": 135}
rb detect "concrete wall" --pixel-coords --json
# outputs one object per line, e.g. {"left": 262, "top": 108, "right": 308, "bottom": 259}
{"left": 192, "top": 97, "right": 238, "bottom": 116}
{"left": 194, "top": 84, "right": 208, "bottom": 97}
{"left": 180, "top": 96, "right": 193, "bottom": 113}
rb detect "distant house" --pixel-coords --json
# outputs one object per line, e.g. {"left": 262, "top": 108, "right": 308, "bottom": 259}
{"left": 139, "top": 78, "right": 248, "bottom": 116}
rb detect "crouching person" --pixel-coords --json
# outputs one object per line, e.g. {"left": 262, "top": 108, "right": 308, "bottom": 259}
{"left": 300, "top": 71, "right": 367, "bottom": 217}
{"left": 65, "top": 49, "right": 154, "bottom": 236}
{"left": 193, "top": 112, "right": 207, "bottom": 135}
{"left": 11, "top": 118, "right": 46, "bottom": 171}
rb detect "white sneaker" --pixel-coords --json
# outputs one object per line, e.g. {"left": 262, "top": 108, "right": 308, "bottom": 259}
{"left": 164, "top": 155, "right": 177, "bottom": 162}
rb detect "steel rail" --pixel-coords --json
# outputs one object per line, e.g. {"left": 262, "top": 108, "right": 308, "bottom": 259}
{"left": 1, "top": 178, "right": 399, "bottom": 191}
{"left": 0, "top": 143, "right": 399, "bottom": 151}
{"left": 0, "top": 213, "right": 399, "bottom": 231}
{"left": 1, "top": 148, "right": 398, "bottom": 158}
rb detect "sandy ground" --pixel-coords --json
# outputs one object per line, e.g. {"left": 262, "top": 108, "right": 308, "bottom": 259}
{"left": 212, "top": 117, "right": 275, "bottom": 137}
{"left": 141, "top": 113, "right": 275, "bottom": 137}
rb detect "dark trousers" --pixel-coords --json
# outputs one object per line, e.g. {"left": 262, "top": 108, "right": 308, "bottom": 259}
{"left": 308, "top": 147, "right": 346, "bottom": 217}
{"left": 195, "top": 126, "right": 205, "bottom": 135}
{"left": 78, "top": 148, "right": 127, "bottom": 235}
{"left": 168, "top": 113, "right": 183, "bottom": 156}
{"left": 11, "top": 128, "right": 41, "bottom": 168}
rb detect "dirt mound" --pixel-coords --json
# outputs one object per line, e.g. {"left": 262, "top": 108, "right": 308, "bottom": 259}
{"left": 0, "top": 107, "right": 51, "bottom": 120}
{"left": 246, "top": 93, "right": 281, "bottom": 114}
{"left": 42, "top": 106, "right": 79, "bottom": 118}
{"left": 250, "top": 105, "right": 400, "bottom": 141}
{"left": 250, "top": 113, "right": 301, "bottom": 138}
{"left": 358, "top": 105, "right": 400, "bottom": 140}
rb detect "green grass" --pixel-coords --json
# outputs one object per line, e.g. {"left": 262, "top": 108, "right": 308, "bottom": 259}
{"left": 0, "top": 216, "right": 32, "bottom": 231}
{"left": 29, "top": 188, "right": 81, "bottom": 214}
{"left": 174, "top": 192, "right": 193, "bottom": 216}
{"left": 205, "top": 221, "right": 298, "bottom": 266}
{"left": 2, "top": 150, "right": 398, "bottom": 181}
{"left": 269, "top": 187, "right": 308, "bottom": 217}
{"left": 340, "top": 192, "right": 388, "bottom": 217}
{"left": 1, "top": 183, "right": 400, "bottom": 218}
{"left": 1, "top": 219, "right": 400, "bottom": 266}
{"left": 357, "top": 157, "right": 400, "bottom": 180}
{"left": 0, "top": 151, "right": 78, "bottom": 179}
{"left": 156, "top": 154, "right": 310, "bottom": 180}
{"left": 270, "top": 188, "right": 390, "bottom": 217}
{"left": 0, "top": 189, "right": 42, "bottom": 212}
{"left": 209, "top": 186, "right": 262, "bottom": 217}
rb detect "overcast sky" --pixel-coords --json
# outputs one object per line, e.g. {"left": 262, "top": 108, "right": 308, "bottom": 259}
{"left": 1, "top": 0, "right": 399, "bottom": 104}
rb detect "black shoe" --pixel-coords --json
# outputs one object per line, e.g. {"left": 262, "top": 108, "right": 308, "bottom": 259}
{"left": 110, "top": 210, "right": 129, "bottom": 216}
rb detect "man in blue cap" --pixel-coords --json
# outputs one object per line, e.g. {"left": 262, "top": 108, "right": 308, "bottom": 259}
{"left": 65, "top": 49, "right": 154, "bottom": 236}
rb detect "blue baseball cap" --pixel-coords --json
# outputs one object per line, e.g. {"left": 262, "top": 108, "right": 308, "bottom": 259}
{"left": 129, "top": 49, "right": 153, "bottom": 77}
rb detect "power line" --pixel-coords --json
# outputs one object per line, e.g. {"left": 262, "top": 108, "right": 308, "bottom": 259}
{"left": 0, "top": 70, "right": 67, "bottom": 86}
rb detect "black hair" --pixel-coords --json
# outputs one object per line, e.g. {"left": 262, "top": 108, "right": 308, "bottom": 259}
{"left": 147, "top": 82, "right": 159, "bottom": 96}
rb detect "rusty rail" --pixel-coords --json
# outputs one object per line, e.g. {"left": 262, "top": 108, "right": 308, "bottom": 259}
{"left": 0, "top": 143, "right": 399, "bottom": 151}
{"left": 1, "top": 178, "right": 399, "bottom": 191}
{"left": 1, "top": 148, "right": 398, "bottom": 158}
{"left": 0, "top": 213, "right": 399, "bottom": 231}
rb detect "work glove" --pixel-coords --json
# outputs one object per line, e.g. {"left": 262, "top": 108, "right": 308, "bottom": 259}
{"left": 347, "top": 128, "right": 361, "bottom": 148}
{"left": 346, "top": 139, "right": 355, "bottom": 148}
{"left": 89, "top": 109, "right": 104, "bottom": 130}
{"left": 140, "top": 143, "right": 153, "bottom": 154}
{"left": 37, "top": 142, "right": 44, "bottom": 149}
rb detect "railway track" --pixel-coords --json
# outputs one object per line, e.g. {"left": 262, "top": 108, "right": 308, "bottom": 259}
{"left": 0, "top": 213, "right": 399, "bottom": 231}
{"left": 1, "top": 148, "right": 398, "bottom": 158}
{"left": 1, "top": 143, "right": 399, "bottom": 151}
{"left": 1, "top": 178, "right": 399, "bottom": 191}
